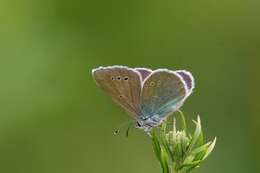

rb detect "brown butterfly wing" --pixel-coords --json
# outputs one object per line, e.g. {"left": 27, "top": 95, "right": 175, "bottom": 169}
{"left": 92, "top": 66, "right": 142, "bottom": 118}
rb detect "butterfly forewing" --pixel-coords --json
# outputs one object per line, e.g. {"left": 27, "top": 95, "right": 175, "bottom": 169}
{"left": 141, "top": 70, "right": 187, "bottom": 119}
{"left": 92, "top": 66, "right": 142, "bottom": 117}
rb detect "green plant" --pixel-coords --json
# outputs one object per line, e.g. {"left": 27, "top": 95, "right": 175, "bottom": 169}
{"left": 151, "top": 111, "right": 216, "bottom": 173}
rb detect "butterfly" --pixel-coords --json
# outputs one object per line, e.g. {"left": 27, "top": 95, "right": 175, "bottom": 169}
{"left": 92, "top": 65, "right": 194, "bottom": 133}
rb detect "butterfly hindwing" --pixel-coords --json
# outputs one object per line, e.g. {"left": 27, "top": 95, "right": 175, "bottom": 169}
{"left": 135, "top": 68, "right": 152, "bottom": 81}
{"left": 141, "top": 69, "right": 191, "bottom": 119}
{"left": 176, "top": 70, "right": 194, "bottom": 95}
{"left": 92, "top": 66, "right": 142, "bottom": 117}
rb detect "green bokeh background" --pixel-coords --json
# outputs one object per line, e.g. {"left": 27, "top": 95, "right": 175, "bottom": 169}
{"left": 0, "top": 0, "right": 259, "bottom": 172}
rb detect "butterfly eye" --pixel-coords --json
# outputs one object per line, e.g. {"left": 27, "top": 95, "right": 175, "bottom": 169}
{"left": 136, "top": 121, "right": 142, "bottom": 127}
{"left": 119, "top": 95, "right": 123, "bottom": 99}
{"left": 117, "top": 76, "right": 121, "bottom": 80}
{"left": 124, "top": 76, "right": 129, "bottom": 81}
{"left": 111, "top": 76, "right": 115, "bottom": 80}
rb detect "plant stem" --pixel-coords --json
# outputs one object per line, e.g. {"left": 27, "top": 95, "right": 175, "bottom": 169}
{"left": 172, "top": 169, "right": 178, "bottom": 173}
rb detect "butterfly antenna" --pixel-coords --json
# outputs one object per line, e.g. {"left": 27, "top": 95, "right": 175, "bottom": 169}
{"left": 125, "top": 122, "right": 134, "bottom": 137}
{"left": 113, "top": 120, "right": 134, "bottom": 136}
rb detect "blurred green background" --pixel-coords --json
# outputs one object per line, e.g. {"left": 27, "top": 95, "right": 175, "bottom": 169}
{"left": 0, "top": 0, "right": 259, "bottom": 172}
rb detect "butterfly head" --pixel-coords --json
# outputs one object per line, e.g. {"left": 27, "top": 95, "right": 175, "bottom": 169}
{"left": 135, "top": 115, "right": 165, "bottom": 133}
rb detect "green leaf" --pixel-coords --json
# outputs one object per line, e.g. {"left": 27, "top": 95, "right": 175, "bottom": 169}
{"left": 173, "top": 118, "right": 177, "bottom": 133}
{"left": 151, "top": 130, "right": 162, "bottom": 162}
{"left": 190, "top": 142, "right": 211, "bottom": 156}
{"left": 176, "top": 140, "right": 183, "bottom": 159}
{"left": 186, "top": 116, "right": 202, "bottom": 155}
{"left": 183, "top": 155, "right": 195, "bottom": 165}
{"left": 186, "top": 163, "right": 200, "bottom": 173}
{"left": 196, "top": 128, "right": 204, "bottom": 147}
{"left": 161, "top": 133, "right": 174, "bottom": 162}
{"left": 179, "top": 160, "right": 201, "bottom": 170}
{"left": 161, "top": 120, "right": 167, "bottom": 133}
{"left": 202, "top": 137, "right": 217, "bottom": 160}
{"left": 151, "top": 130, "right": 171, "bottom": 173}
{"left": 180, "top": 131, "right": 190, "bottom": 153}
{"left": 161, "top": 149, "right": 170, "bottom": 173}
{"left": 178, "top": 110, "right": 187, "bottom": 131}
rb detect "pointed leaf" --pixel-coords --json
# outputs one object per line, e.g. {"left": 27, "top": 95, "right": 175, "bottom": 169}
{"left": 178, "top": 110, "right": 187, "bottom": 131}
{"left": 191, "top": 142, "right": 211, "bottom": 156}
{"left": 151, "top": 131, "right": 162, "bottom": 162}
{"left": 186, "top": 116, "right": 202, "bottom": 155}
{"left": 179, "top": 160, "right": 201, "bottom": 170}
{"left": 161, "top": 134, "right": 174, "bottom": 162}
{"left": 202, "top": 137, "right": 217, "bottom": 160}
{"left": 160, "top": 148, "right": 170, "bottom": 173}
